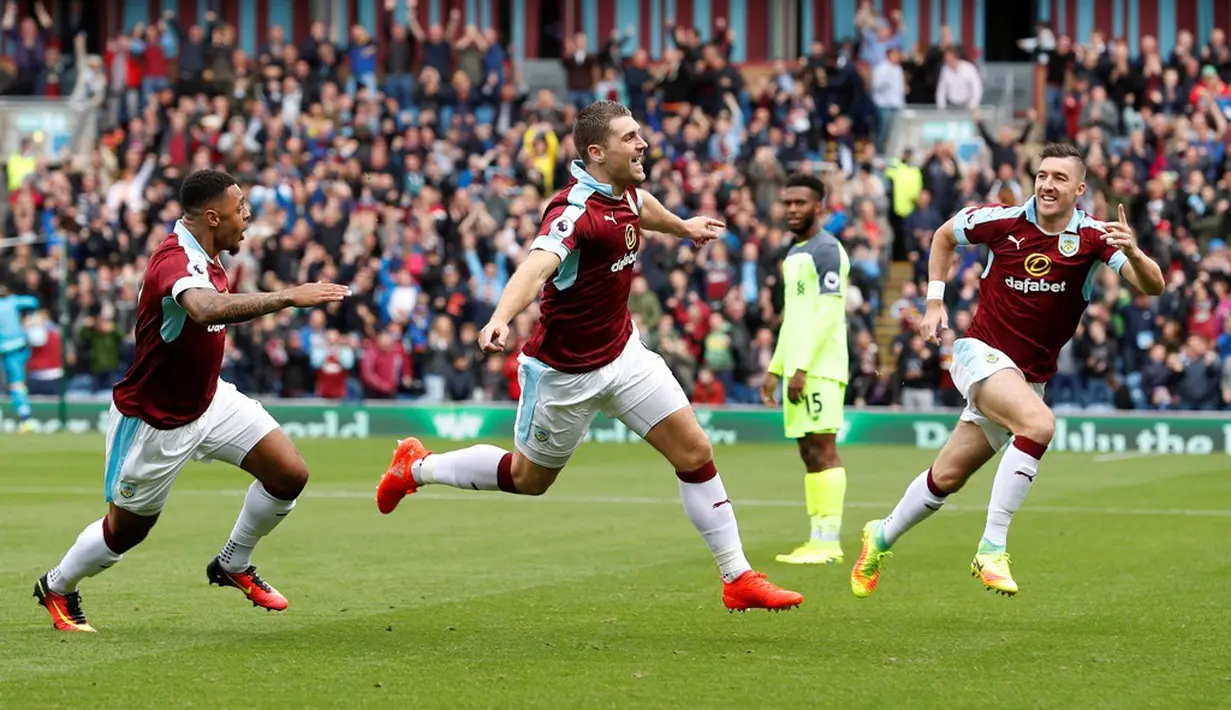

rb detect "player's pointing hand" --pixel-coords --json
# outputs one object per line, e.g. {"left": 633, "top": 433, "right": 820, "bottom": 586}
{"left": 478, "top": 319, "right": 509, "bottom": 354}
{"left": 1099, "top": 203, "right": 1137, "bottom": 253}
{"left": 285, "top": 282, "right": 352, "bottom": 307}
{"left": 682, "top": 216, "right": 726, "bottom": 245}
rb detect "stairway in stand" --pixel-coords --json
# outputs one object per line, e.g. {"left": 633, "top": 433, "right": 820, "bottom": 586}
{"left": 873, "top": 261, "right": 918, "bottom": 377}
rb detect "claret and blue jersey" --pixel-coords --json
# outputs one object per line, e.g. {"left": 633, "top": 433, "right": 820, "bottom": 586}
{"left": 953, "top": 196, "right": 1127, "bottom": 383}
{"left": 522, "top": 160, "right": 645, "bottom": 374}
{"left": 112, "top": 221, "right": 230, "bottom": 429}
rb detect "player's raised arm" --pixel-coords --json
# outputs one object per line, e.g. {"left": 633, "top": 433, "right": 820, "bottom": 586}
{"left": 477, "top": 248, "right": 562, "bottom": 353}
{"left": 920, "top": 218, "right": 959, "bottom": 344}
{"left": 637, "top": 189, "right": 725, "bottom": 245}
{"left": 1100, "top": 204, "right": 1164, "bottom": 296}
{"left": 170, "top": 170, "right": 351, "bottom": 326}
{"left": 179, "top": 283, "right": 351, "bottom": 326}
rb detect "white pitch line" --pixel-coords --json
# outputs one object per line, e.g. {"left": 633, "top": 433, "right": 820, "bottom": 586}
{"left": 2, "top": 487, "right": 1230, "bottom": 519}
{"left": 1092, "top": 452, "right": 1159, "bottom": 463}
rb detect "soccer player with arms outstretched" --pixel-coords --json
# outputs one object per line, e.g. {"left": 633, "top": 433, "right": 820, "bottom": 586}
{"left": 850, "top": 143, "right": 1164, "bottom": 598}
{"left": 377, "top": 101, "right": 803, "bottom": 612}
{"left": 34, "top": 170, "right": 350, "bottom": 631}
{"left": 760, "top": 175, "right": 851, "bottom": 566}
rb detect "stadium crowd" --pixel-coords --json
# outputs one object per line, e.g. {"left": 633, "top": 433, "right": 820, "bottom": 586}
{"left": 2, "top": 0, "right": 1231, "bottom": 411}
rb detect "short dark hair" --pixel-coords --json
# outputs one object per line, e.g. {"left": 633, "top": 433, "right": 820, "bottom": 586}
{"left": 573, "top": 101, "right": 633, "bottom": 163}
{"left": 784, "top": 173, "right": 827, "bottom": 202}
{"left": 180, "top": 169, "right": 238, "bottom": 213}
{"left": 1038, "top": 142, "right": 1086, "bottom": 179}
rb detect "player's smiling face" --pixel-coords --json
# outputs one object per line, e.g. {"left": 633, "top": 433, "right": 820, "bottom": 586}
{"left": 601, "top": 115, "right": 648, "bottom": 186}
{"left": 1034, "top": 156, "right": 1086, "bottom": 222}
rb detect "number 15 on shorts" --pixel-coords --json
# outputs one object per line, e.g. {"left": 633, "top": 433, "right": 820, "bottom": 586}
{"left": 802, "top": 392, "right": 822, "bottom": 418}
{"left": 784, "top": 379, "right": 844, "bottom": 439}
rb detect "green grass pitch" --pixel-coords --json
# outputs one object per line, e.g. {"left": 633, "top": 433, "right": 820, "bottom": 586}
{"left": 2, "top": 434, "right": 1229, "bottom": 708}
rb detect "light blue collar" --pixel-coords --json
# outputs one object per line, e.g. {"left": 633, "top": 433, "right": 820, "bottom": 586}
{"left": 173, "top": 220, "right": 211, "bottom": 257}
{"left": 569, "top": 160, "right": 621, "bottom": 199}
{"left": 1022, "top": 196, "right": 1083, "bottom": 235}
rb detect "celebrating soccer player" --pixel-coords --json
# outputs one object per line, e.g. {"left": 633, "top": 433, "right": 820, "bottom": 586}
{"left": 760, "top": 175, "right": 851, "bottom": 566}
{"left": 34, "top": 170, "right": 351, "bottom": 632}
{"left": 851, "top": 143, "right": 1164, "bottom": 598}
{"left": 376, "top": 101, "right": 804, "bottom": 612}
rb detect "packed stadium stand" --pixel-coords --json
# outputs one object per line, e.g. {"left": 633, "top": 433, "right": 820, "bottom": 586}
{"left": 2, "top": 0, "right": 1230, "bottom": 411}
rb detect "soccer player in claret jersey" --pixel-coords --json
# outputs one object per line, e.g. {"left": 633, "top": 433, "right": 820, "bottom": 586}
{"left": 761, "top": 175, "right": 851, "bottom": 566}
{"left": 377, "top": 100, "right": 803, "bottom": 612}
{"left": 851, "top": 143, "right": 1164, "bottom": 599}
{"left": 33, "top": 170, "right": 350, "bottom": 631}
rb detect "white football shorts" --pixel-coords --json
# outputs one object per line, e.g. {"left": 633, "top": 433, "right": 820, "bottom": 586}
{"left": 513, "top": 329, "right": 690, "bottom": 469}
{"left": 949, "top": 337, "right": 1046, "bottom": 451}
{"left": 103, "top": 379, "right": 280, "bottom": 515}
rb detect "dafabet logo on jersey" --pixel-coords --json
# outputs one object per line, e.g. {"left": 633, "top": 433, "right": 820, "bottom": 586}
{"left": 1005, "top": 253, "right": 1066, "bottom": 294}
{"left": 1023, "top": 253, "right": 1052, "bottom": 277}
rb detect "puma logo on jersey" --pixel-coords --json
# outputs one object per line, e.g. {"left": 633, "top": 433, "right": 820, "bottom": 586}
{"left": 1007, "top": 235, "right": 1024, "bottom": 249}
{"left": 604, "top": 213, "right": 617, "bottom": 224}
{"left": 610, "top": 251, "right": 638, "bottom": 273}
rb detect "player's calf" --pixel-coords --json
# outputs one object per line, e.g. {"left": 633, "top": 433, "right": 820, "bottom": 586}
{"left": 377, "top": 440, "right": 557, "bottom": 514}
{"left": 36, "top": 516, "right": 127, "bottom": 631}
{"left": 106, "top": 505, "right": 159, "bottom": 553}
{"left": 642, "top": 409, "right": 803, "bottom": 610}
{"left": 505, "top": 454, "right": 560, "bottom": 495}
{"left": 781, "top": 433, "right": 845, "bottom": 564}
{"left": 968, "top": 371, "right": 1052, "bottom": 586}
{"left": 205, "top": 430, "right": 305, "bottom": 610}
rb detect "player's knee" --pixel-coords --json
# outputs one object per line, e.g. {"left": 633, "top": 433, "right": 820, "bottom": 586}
{"left": 1015, "top": 409, "right": 1056, "bottom": 446}
{"left": 675, "top": 439, "right": 714, "bottom": 475}
{"left": 799, "top": 437, "right": 837, "bottom": 471}
{"left": 816, "top": 444, "right": 841, "bottom": 470}
{"left": 929, "top": 465, "right": 968, "bottom": 494}
{"left": 509, "top": 458, "right": 556, "bottom": 496}
{"left": 511, "top": 471, "right": 553, "bottom": 496}
{"left": 266, "top": 456, "right": 310, "bottom": 500}
{"left": 105, "top": 511, "right": 157, "bottom": 553}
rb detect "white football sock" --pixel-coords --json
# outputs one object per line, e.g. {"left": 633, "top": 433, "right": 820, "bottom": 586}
{"left": 47, "top": 518, "right": 122, "bottom": 594}
{"left": 412, "top": 445, "right": 511, "bottom": 491}
{"left": 881, "top": 469, "right": 948, "bottom": 548}
{"left": 982, "top": 436, "right": 1046, "bottom": 549}
{"left": 219, "top": 482, "right": 296, "bottom": 573}
{"left": 677, "top": 471, "right": 751, "bottom": 583}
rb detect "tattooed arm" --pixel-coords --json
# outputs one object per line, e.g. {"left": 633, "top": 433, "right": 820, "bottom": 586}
{"left": 179, "top": 283, "right": 351, "bottom": 326}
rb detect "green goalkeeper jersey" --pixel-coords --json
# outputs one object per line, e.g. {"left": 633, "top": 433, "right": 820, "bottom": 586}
{"left": 769, "top": 230, "right": 850, "bottom": 384}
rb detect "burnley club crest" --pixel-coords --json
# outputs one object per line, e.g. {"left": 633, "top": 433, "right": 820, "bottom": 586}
{"left": 1058, "top": 232, "right": 1080, "bottom": 258}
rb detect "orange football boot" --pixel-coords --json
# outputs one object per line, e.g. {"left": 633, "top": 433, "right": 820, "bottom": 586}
{"left": 376, "top": 438, "right": 430, "bottom": 514}
{"left": 33, "top": 574, "right": 96, "bottom": 632}
{"left": 722, "top": 570, "right": 805, "bottom": 612}
{"left": 206, "top": 558, "right": 289, "bottom": 611}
